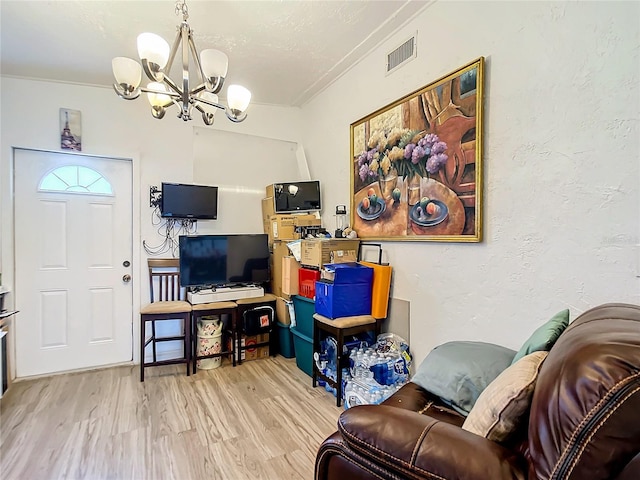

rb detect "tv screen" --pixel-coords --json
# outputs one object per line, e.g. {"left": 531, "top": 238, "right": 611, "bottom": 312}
{"left": 179, "top": 234, "right": 270, "bottom": 288}
{"left": 161, "top": 182, "right": 218, "bottom": 219}
{"left": 273, "top": 180, "right": 321, "bottom": 213}
{"left": 178, "top": 235, "right": 227, "bottom": 287}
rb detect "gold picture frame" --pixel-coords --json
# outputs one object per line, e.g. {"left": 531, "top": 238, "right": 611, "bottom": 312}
{"left": 350, "top": 57, "right": 484, "bottom": 242}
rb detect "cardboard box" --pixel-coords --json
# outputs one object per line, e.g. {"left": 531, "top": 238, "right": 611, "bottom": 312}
{"left": 314, "top": 281, "right": 372, "bottom": 319}
{"left": 329, "top": 249, "right": 357, "bottom": 264}
{"left": 282, "top": 256, "right": 300, "bottom": 296}
{"left": 261, "top": 197, "right": 275, "bottom": 234}
{"left": 300, "top": 239, "right": 360, "bottom": 269}
{"left": 228, "top": 333, "right": 270, "bottom": 362}
{"left": 270, "top": 240, "right": 290, "bottom": 297}
{"left": 275, "top": 296, "right": 291, "bottom": 326}
{"left": 266, "top": 184, "right": 274, "bottom": 198}
{"left": 267, "top": 213, "right": 321, "bottom": 246}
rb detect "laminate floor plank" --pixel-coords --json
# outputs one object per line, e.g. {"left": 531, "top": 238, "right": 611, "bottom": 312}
{"left": 0, "top": 356, "right": 342, "bottom": 479}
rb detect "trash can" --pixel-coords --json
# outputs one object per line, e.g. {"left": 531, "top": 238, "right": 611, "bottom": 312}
{"left": 197, "top": 317, "right": 223, "bottom": 370}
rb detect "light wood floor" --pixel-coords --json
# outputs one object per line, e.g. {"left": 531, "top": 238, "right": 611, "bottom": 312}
{"left": 0, "top": 356, "right": 343, "bottom": 480}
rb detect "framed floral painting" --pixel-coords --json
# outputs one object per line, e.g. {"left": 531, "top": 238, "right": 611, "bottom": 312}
{"left": 350, "top": 57, "right": 484, "bottom": 242}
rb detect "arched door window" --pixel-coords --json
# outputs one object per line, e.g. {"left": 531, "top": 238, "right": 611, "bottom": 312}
{"left": 38, "top": 165, "right": 113, "bottom": 195}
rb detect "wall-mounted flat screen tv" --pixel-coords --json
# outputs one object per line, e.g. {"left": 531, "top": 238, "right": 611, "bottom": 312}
{"left": 179, "top": 234, "right": 270, "bottom": 288}
{"left": 273, "top": 180, "right": 321, "bottom": 213}
{"left": 161, "top": 182, "right": 218, "bottom": 219}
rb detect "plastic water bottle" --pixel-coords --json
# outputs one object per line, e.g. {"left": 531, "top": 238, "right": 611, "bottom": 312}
{"left": 386, "top": 354, "right": 397, "bottom": 385}
{"left": 355, "top": 350, "right": 365, "bottom": 378}
{"left": 318, "top": 365, "right": 326, "bottom": 387}
{"left": 363, "top": 353, "right": 374, "bottom": 379}
{"left": 324, "top": 365, "right": 333, "bottom": 392}
{"left": 394, "top": 355, "right": 408, "bottom": 384}
{"left": 372, "top": 352, "right": 386, "bottom": 385}
{"left": 349, "top": 348, "right": 357, "bottom": 376}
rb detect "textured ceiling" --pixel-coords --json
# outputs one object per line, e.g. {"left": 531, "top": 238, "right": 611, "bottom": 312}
{"left": 1, "top": 0, "right": 429, "bottom": 106}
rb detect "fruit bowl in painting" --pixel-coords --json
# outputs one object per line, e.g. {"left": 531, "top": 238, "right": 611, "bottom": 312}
{"left": 357, "top": 198, "right": 386, "bottom": 221}
{"left": 410, "top": 200, "right": 448, "bottom": 227}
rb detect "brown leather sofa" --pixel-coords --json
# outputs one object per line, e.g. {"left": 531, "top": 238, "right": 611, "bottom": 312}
{"left": 315, "top": 303, "right": 640, "bottom": 480}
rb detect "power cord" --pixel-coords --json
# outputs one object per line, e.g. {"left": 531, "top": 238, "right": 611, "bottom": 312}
{"left": 142, "top": 206, "right": 198, "bottom": 257}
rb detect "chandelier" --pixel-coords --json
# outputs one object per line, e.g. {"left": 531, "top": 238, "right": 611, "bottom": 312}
{"left": 111, "top": 0, "right": 251, "bottom": 125}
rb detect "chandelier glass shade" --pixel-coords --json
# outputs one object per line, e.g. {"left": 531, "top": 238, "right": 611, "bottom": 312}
{"left": 112, "top": 0, "right": 251, "bottom": 125}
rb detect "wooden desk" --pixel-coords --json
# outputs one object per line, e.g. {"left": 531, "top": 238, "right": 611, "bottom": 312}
{"left": 353, "top": 177, "right": 465, "bottom": 238}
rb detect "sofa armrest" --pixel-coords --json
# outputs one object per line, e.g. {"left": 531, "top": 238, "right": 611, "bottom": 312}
{"left": 338, "top": 405, "right": 527, "bottom": 480}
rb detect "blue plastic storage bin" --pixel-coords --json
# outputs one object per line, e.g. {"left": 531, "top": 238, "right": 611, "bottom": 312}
{"left": 290, "top": 326, "right": 313, "bottom": 377}
{"left": 321, "top": 262, "right": 373, "bottom": 284}
{"left": 276, "top": 321, "right": 295, "bottom": 358}
{"left": 292, "top": 295, "right": 315, "bottom": 338}
{"left": 314, "top": 281, "right": 372, "bottom": 319}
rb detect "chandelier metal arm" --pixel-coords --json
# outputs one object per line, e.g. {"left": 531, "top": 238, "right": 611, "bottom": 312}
{"left": 162, "top": 26, "right": 183, "bottom": 83}
{"left": 113, "top": 84, "right": 140, "bottom": 100}
{"left": 180, "top": 23, "right": 192, "bottom": 119}
{"left": 195, "top": 96, "right": 226, "bottom": 111}
{"left": 139, "top": 86, "right": 181, "bottom": 104}
{"left": 187, "top": 34, "right": 224, "bottom": 94}
{"left": 161, "top": 75, "right": 182, "bottom": 97}
{"left": 225, "top": 110, "right": 248, "bottom": 123}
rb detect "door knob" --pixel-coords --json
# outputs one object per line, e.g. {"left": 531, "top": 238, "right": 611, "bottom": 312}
{"left": 122, "top": 274, "right": 132, "bottom": 283}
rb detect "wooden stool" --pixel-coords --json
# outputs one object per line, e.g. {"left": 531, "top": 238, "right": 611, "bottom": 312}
{"left": 235, "top": 294, "right": 277, "bottom": 365}
{"left": 191, "top": 301, "right": 238, "bottom": 372}
{"left": 312, "top": 313, "right": 379, "bottom": 407}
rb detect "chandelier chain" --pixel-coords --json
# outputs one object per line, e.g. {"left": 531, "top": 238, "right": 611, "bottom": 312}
{"left": 175, "top": 0, "right": 188, "bottom": 21}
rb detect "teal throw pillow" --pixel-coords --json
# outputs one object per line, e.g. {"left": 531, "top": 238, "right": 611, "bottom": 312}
{"left": 411, "top": 341, "right": 517, "bottom": 415}
{"left": 511, "top": 309, "right": 570, "bottom": 365}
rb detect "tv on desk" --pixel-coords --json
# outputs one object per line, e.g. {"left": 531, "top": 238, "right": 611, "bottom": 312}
{"left": 179, "top": 234, "right": 270, "bottom": 288}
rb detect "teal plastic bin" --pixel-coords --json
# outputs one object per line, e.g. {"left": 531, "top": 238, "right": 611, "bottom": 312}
{"left": 292, "top": 295, "right": 315, "bottom": 339}
{"left": 291, "top": 326, "right": 313, "bottom": 377}
{"left": 276, "top": 321, "right": 295, "bottom": 358}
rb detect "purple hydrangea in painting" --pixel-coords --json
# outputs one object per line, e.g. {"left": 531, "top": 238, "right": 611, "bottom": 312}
{"left": 426, "top": 153, "right": 449, "bottom": 174}
{"left": 355, "top": 128, "right": 448, "bottom": 182}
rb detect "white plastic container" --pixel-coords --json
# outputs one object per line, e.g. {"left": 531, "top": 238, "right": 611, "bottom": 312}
{"left": 198, "top": 316, "right": 222, "bottom": 336}
{"left": 197, "top": 317, "right": 223, "bottom": 369}
{"left": 197, "top": 333, "right": 223, "bottom": 369}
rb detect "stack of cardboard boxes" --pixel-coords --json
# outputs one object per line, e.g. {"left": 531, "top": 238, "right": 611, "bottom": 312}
{"left": 262, "top": 183, "right": 361, "bottom": 322}
{"left": 263, "top": 184, "right": 319, "bottom": 316}
{"left": 262, "top": 184, "right": 321, "bottom": 247}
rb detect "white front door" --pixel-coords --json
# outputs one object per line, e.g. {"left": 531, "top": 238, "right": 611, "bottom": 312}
{"left": 14, "top": 148, "right": 133, "bottom": 377}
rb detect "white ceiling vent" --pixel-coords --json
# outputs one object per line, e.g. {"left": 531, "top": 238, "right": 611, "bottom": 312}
{"left": 386, "top": 33, "right": 417, "bottom": 75}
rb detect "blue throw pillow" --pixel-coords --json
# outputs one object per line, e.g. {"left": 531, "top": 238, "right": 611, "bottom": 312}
{"left": 511, "top": 309, "right": 570, "bottom": 365}
{"left": 411, "top": 341, "right": 517, "bottom": 415}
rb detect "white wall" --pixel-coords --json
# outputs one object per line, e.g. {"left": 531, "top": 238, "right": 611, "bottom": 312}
{"left": 0, "top": 77, "right": 303, "bottom": 370}
{"left": 192, "top": 128, "right": 302, "bottom": 235}
{"left": 301, "top": 1, "right": 640, "bottom": 365}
